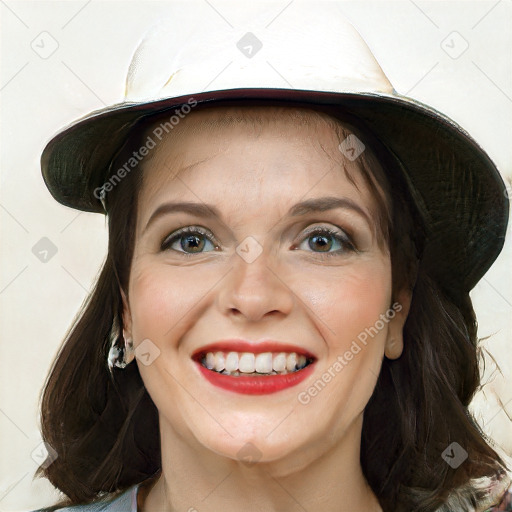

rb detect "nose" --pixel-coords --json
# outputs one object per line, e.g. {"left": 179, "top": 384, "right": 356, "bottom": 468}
{"left": 216, "top": 248, "right": 295, "bottom": 323}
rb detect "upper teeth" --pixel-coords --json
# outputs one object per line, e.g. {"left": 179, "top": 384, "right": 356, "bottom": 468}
{"left": 202, "top": 351, "right": 308, "bottom": 375}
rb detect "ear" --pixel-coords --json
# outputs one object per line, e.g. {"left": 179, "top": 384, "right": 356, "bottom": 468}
{"left": 384, "top": 288, "right": 412, "bottom": 360}
{"left": 120, "top": 288, "right": 133, "bottom": 340}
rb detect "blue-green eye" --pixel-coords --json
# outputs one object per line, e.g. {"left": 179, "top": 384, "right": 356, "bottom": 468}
{"left": 161, "top": 225, "right": 356, "bottom": 258}
{"left": 161, "top": 226, "right": 217, "bottom": 255}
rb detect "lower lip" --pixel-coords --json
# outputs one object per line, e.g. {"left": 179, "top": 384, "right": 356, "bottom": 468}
{"left": 195, "top": 362, "right": 315, "bottom": 395}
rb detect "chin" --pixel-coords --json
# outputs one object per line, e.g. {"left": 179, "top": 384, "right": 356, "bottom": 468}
{"left": 189, "top": 409, "right": 322, "bottom": 467}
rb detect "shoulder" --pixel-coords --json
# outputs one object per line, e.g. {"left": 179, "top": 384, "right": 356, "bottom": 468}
{"left": 484, "top": 488, "right": 512, "bottom": 511}
{"left": 29, "top": 484, "right": 139, "bottom": 512}
{"left": 478, "top": 473, "right": 512, "bottom": 512}
{"left": 433, "top": 472, "right": 512, "bottom": 512}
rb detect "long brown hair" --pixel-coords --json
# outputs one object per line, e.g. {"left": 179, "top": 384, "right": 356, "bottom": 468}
{"left": 36, "top": 104, "right": 509, "bottom": 511}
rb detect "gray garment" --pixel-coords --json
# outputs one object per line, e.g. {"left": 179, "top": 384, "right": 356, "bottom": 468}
{"left": 31, "top": 485, "right": 139, "bottom": 512}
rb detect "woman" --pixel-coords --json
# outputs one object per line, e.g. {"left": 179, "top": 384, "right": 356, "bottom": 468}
{"left": 33, "top": 4, "right": 511, "bottom": 512}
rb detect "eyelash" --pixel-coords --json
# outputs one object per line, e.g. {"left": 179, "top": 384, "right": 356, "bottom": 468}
{"left": 297, "top": 226, "right": 357, "bottom": 258}
{"left": 161, "top": 226, "right": 217, "bottom": 256}
{"left": 160, "top": 225, "right": 357, "bottom": 259}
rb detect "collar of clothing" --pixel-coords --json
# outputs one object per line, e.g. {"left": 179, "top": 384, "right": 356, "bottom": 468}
{"left": 31, "top": 472, "right": 512, "bottom": 512}
{"left": 31, "top": 484, "right": 139, "bottom": 512}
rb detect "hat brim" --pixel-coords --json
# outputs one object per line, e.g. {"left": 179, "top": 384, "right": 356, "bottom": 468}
{"left": 40, "top": 88, "right": 509, "bottom": 293}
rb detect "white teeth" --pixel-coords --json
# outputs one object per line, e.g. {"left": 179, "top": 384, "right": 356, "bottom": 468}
{"left": 225, "top": 351, "right": 239, "bottom": 372}
{"left": 201, "top": 351, "right": 311, "bottom": 375}
{"left": 273, "top": 352, "right": 287, "bottom": 372}
{"left": 255, "top": 352, "right": 273, "bottom": 373}
{"left": 239, "top": 353, "right": 255, "bottom": 373}
{"left": 205, "top": 352, "right": 215, "bottom": 370}
{"left": 286, "top": 353, "right": 297, "bottom": 372}
{"left": 214, "top": 352, "right": 225, "bottom": 372}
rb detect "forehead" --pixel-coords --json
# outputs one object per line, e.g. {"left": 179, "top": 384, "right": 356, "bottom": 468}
{"left": 139, "top": 105, "right": 368, "bottom": 191}
{"left": 133, "top": 105, "right": 390, "bottom": 243}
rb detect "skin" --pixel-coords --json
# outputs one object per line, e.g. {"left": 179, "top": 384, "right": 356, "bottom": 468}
{"left": 122, "top": 106, "right": 411, "bottom": 512}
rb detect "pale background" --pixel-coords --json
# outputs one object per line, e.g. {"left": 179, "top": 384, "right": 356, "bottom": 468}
{"left": 1, "top": 0, "right": 511, "bottom": 510}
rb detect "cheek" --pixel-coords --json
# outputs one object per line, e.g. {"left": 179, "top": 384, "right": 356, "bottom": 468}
{"left": 295, "top": 260, "right": 392, "bottom": 426}
{"left": 298, "top": 257, "right": 392, "bottom": 351}
{"left": 128, "top": 261, "right": 207, "bottom": 343}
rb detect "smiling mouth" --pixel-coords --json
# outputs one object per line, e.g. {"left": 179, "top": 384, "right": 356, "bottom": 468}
{"left": 197, "top": 351, "right": 314, "bottom": 376}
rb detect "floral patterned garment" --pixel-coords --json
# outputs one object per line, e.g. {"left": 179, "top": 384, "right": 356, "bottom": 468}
{"left": 479, "top": 473, "right": 512, "bottom": 512}
{"left": 485, "top": 488, "right": 512, "bottom": 511}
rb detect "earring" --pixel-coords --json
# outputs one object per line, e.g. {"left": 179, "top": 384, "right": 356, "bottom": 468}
{"left": 107, "top": 316, "right": 135, "bottom": 371}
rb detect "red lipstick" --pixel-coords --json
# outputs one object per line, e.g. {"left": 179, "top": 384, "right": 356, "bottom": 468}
{"left": 192, "top": 339, "right": 316, "bottom": 395}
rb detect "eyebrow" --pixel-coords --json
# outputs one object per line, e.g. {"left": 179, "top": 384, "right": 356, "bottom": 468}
{"left": 144, "top": 196, "right": 372, "bottom": 233}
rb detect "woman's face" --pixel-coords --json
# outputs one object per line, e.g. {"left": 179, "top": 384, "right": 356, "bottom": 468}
{"left": 123, "top": 106, "right": 408, "bottom": 469}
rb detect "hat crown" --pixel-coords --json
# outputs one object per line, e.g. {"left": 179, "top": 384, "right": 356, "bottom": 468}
{"left": 124, "top": 3, "right": 394, "bottom": 102}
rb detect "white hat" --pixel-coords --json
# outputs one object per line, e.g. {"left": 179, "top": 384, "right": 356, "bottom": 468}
{"left": 40, "top": 2, "right": 508, "bottom": 293}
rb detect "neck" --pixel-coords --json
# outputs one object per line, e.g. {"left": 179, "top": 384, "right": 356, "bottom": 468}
{"left": 140, "top": 414, "right": 382, "bottom": 512}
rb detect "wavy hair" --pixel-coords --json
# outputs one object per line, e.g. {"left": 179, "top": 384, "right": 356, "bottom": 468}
{"left": 36, "top": 105, "right": 509, "bottom": 511}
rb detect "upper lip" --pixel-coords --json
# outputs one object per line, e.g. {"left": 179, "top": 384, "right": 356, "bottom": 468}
{"left": 192, "top": 339, "right": 317, "bottom": 360}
